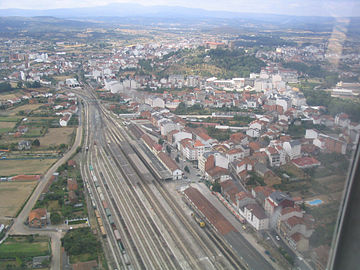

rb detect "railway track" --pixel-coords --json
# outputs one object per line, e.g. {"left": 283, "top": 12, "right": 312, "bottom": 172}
{"left": 103, "top": 113, "right": 246, "bottom": 270}
{"left": 95, "top": 145, "right": 181, "bottom": 269}
{"left": 79, "top": 88, "right": 248, "bottom": 270}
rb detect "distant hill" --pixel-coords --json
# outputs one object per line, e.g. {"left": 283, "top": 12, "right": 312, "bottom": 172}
{"left": 1, "top": 3, "right": 358, "bottom": 20}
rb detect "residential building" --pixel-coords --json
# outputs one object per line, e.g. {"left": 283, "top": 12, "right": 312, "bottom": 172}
{"left": 265, "top": 191, "right": 294, "bottom": 216}
{"left": 28, "top": 208, "right": 47, "bottom": 228}
{"left": 283, "top": 140, "right": 302, "bottom": 160}
{"left": 244, "top": 203, "right": 269, "bottom": 230}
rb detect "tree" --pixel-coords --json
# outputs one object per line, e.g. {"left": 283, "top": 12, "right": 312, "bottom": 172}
{"left": 175, "top": 156, "right": 180, "bottom": 163}
{"left": 166, "top": 145, "right": 171, "bottom": 154}
{"left": 158, "top": 138, "right": 164, "bottom": 145}
{"left": 50, "top": 212, "right": 62, "bottom": 225}
{"left": 184, "top": 166, "right": 190, "bottom": 173}
{"left": 32, "top": 139, "right": 40, "bottom": 147}
{"left": 17, "top": 81, "right": 23, "bottom": 89}
{"left": 212, "top": 181, "right": 221, "bottom": 193}
{"left": 58, "top": 144, "right": 67, "bottom": 150}
{"left": 0, "top": 82, "right": 12, "bottom": 93}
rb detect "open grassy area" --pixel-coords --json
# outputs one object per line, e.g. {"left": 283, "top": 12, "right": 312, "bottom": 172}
{"left": 0, "top": 235, "right": 50, "bottom": 259}
{"left": 0, "top": 116, "right": 21, "bottom": 122}
{"left": 0, "top": 122, "right": 16, "bottom": 129}
{"left": 47, "top": 200, "right": 61, "bottom": 212}
{"left": 0, "top": 92, "right": 23, "bottom": 100}
{"left": 6, "top": 104, "right": 43, "bottom": 116}
{"left": 0, "top": 158, "right": 57, "bottom": 176}
{"left": 0, "top": 127, "right": 13, "bottom": 134}
{"left": 0, "top": 181, "right": 37, "bottom": 217}
{"left": 280, "top": 163, "right": 308, "bottom": 179}
{"left": 40, "top": 127, "right": 74, "bottom": 148}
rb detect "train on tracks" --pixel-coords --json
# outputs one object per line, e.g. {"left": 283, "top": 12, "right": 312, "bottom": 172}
{"left": 191, "top": 212, "right": 206, "bottom": 228}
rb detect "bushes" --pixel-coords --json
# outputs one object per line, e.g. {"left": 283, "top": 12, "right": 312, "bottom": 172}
{"left": 50, "top": 212, "right": 62, "bottom": 225}
{"left": 62, "top": 228, "right": 100, "bottom": 259}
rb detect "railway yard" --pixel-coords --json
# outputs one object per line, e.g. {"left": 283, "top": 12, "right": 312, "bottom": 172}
{"left": 77, "top": 87, "right": 274, "bottom": 270}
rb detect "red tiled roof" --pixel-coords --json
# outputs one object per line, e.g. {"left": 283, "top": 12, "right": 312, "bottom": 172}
{"left": 157, "top": 152, "right": 179, "bottom": 172}
{"left": 286, "top": 216, "right": 304, "bottom": 227}
{"left": 281, "top": 206, "right": 301, "bottom": 215}
{"left": 267, "top": 147, "right": 278, "bottom": 155}
{"left": 227, "top": 148, "right": 243, "bottom": 155}
{"left": 29, "top": 208, "right": 47, "bottom": 223}
{"left": 246, "top": 203, "right": 267, "bottom": 219}
{"left": 194, "top": 140, "right": 204, "bottom": 147}
{"left": 206, "top": 166, "right": 228, "bottom": 177}
{"left": 290, "top": 232, "right": 304, "bottom": 243}
{"left": 292, "top": 157, "right": 320, "bottom": 167}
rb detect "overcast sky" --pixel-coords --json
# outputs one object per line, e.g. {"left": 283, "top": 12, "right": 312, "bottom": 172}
{"left": 0, "top": 0, "right": 359, "bottom": 17}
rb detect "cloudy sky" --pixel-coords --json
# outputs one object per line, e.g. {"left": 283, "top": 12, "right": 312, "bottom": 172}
{"left": 0, "top": 0, "right": 359, "bottom": 17}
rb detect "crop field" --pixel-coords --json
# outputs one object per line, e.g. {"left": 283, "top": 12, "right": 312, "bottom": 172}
{"left": 0, "top": 92, "right": 22, "bottom": 100}
{"left": 0, "top": 158, "right": 57, "bottom": 176}
{"left": 0, "top": 122, "right": 16, "bottom": 129}
{"left": 6, "top": 104, "right": 43, "bottom": 116}
{"left": 0, "top": 121, "right": 16, "bottom": 134}
{"left": 0, "top": 181, "right": 37, "bottom": 217}
{"left": 40, "top": 127, "right": 74, "bottom": 147}
{"left": 0, "top": 116, "right": 21, "bottom": 122}
{"left": 0, "top": 235, "right": 50, "bottom": 259}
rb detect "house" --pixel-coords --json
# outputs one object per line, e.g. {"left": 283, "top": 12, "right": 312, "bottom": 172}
{"left": 60, "top": 114, "right": 72, "bottom": 127}
{"left": 249, "top": 120, "right": 266, "bottom": 131}
{"left": 252, "top": 186, "right": 276, "bottom": 208}
{"left": 226, "top": 148, "right": 245, "bottom": 162}
{"left": 236, "top": 191, "right": 256, "bottom": 216}
{"left": 283, "top": 140, "right": 301, "bottom": 160}
{"left": 244, "top": 203, "right": 269, "bottom": 230}
{"left": 206, "top": 166, "right": 230, "bottom": 183}
{"left": 288, "top": 232, "right": 310, "bottom": 252}
{"left": 249, "top": 141, "right": 261, "bottom": 153}
{"left": 18, "top": 140, "right": 32, "bottom": 150}
{"left": 68, "top": 190, "right": 78, "bottom": 204}
{"left": 265, "top": 147, "right": 281, "bottom": 167}
{"left": 159, "top": 120, "right": 179, "bottom": 136}
{"left": 179, "top": 139, "right": 204, "bottom": 161}
{"left": 234, "top": 158, "right": 254, "bottom": 176}
{"left": 28, "top": 208, "right": 47, "bottom": 228}
{"left": 246, "top": 128, "right": 260, "bottom": 138}
{"left": 67, "top": 179, "right": 78, "bottom": 191}
{"left": 172, "top": 131, "right": 192, "bottom": 145}
{"left": 145, "top": 96, "right": 165, "bottom": 108}
{"left": 335, "top": 113, "right": 350, "bottom": 128}
{"left": 219, "top": 180, "right": 240, "bottom": 206}
{"left": 292, "top": 157, "right": 320, "bottom": 169}
{"left": 264, "top": 191, "right": 294, "bottom": 216}
{"left": 278, "top": 215, "right": 314, "bottom": 252}
{"left": 254, "top": 162, "right": 271, "bottom": 177}
{"left": 157, "top": 152, "right": 182, "bottom": 180}
{"left": 17, "top": 125, "right": 28, "bottom": 134}
{"left": 305, "top": 129, "right": 320, "bottom": 140}
{"left": 230, "top": 132, "right": 249, "bottom": 145}
{"left": 67, "top": 160, "right": 76, "bottom": 167}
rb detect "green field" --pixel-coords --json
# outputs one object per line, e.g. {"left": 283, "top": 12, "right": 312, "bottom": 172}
{"left": 0, "top": 116, "right": 21, "bottom": 122}
{"left": 0, "top": 235, "right": 50, "bottom": 259}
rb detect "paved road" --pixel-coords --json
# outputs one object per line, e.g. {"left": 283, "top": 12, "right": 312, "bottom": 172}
{"left": 7, "top": 119, "right": 83, "bottom": 270}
